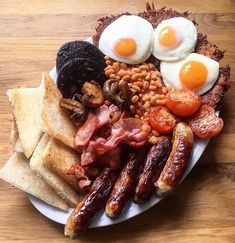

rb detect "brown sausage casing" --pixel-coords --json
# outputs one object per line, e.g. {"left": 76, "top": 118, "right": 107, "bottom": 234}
{"left": 64, "top": 168, "right": 117, "bottom": 238}
{"left": 134, "top": 137, "right": 172, "bottom": 203}
{"left": 105, "top": 149, "right": 145, "bottom": 219}
{"left": 156, "top": 122, "right": 194, "bottom": 196}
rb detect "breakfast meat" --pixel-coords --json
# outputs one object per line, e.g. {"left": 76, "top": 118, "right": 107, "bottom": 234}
{"left": 201, "top": 66, "right": 231, "bottom": 110}
{"left": 105, "top": 148, "right": 145, "bottom": 218}
{"left": 73, "top": 103, "right": 149, "bottom": 166}
{"left": 63, "top": 163, "right": 92, "bottom": 190}
{"left": 80, "top": 117, "right": 149, "bottom": 166}
{"left": 57, "top": 58, "right": 105, "bottom": 98}
{"left": 134, "top": 136, "right": 172, "bottom": 203}
{"left": 64, "top": 168, "right": 117, "bottom": 238}
{"left": 74, "top": 105, "right": 114, "bottom": 152}
{"left": 1, "top": 3, "right": 232, "bottom": 239}
{"left": 156, "top": 123, "right": 194, "bottom": 196}
{"left": 56, "top": 40, "right": 105, "bottom": 74}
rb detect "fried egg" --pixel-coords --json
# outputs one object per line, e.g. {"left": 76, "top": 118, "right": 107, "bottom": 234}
{"left": 153, "top": 17, "right": 197, "bottom": 61}
{"left": 160, "top": 53, "right": 219, "bottom": 95}
{"left": 98, "top": 15, "right": 154, "bottom": 64}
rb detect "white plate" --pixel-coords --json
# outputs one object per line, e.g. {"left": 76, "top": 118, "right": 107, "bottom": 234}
{"left": 28, "top": 37, "right": 211, "bottom": 228}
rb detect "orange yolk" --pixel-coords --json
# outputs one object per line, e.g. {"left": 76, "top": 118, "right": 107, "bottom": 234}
{"left": 180, "top": 61, "right": 208, "bottom": 90}
{"left": 114, "top": 38, "right": 137, "bottom": 57}
{"left": 159, "top": 26, "right": 179, "bottom": 47}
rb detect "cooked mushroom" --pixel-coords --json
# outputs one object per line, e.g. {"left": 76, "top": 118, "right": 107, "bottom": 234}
{"left": 60, "top": 98, "right": 88, "bottom": 127}
{"left": 103, "top": 79, "right": 132, "bottom": 108}
{"left": 117, "top": 80, "right": 132, "bottom": 105}
{"left": 103, "top": 79, "right": 118, "bottom": 101}
{"left": 81, "top": 81, "right": 104, "bottom": 108}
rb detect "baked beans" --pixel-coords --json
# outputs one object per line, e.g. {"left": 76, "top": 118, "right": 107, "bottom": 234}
{"left": 104, "top": 56, "right": 171, "bottom": 143}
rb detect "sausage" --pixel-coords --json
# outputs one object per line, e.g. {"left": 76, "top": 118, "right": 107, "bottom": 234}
{"left": 155, "top": 122, "right": 194, "bottom": 196}
{"left": 105, "top": 149, "right": 145, "bottom": 218}
{"left": 134, "top": 137, "right": 172, "bottom": 203}
{"left": 64, "top": 168, "right": 117, "bottom": 238}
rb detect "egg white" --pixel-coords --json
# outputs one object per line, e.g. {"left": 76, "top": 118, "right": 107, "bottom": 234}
{"left": 160, "top": 53, "right": 220, "bottom": 95}
{"left": 99, "top": 15, "right": 154, "bottom": 64}
{"left": 153, "top": 17, "right": 197, "bottom": 61}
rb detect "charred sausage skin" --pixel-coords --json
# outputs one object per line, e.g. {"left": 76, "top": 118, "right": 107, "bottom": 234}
{"left": 156, "top": 123, "right": 194, "bottom": 196}
{"left": 134, "top": 137, "right": 172, "bottom": 203}
{"left": 64, "top": 168, "right": 117, "bottom": 238}
{"left": 105, "top": 149, "right": 145, "bottom": 219}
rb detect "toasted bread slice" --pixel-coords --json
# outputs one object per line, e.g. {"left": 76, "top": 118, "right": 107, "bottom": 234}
{"left": 41, "top": 73, "right": 76, "bottom": 148}
{"left": 10, "top": 121, "right": 24, "bottom": 153}
{"left": 30, "top": 134, "right": 80, "bottom": 207}
{"left": 42, "top": 137, "right": 80, "bottom": 191}
{"left": 0, "top": 152, "right": 68, "bottom": 211}
{"left": 9, "top": 121, "right": 18, "bottom": 147}
{"left": 14, "top": 138, "right": 24, "bottom": 153}
{"left": 7, "top": 85, "right": 43, "bottom": 158}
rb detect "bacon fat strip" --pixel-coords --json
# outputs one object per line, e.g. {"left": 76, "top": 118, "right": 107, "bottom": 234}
{"left": 64, "top": 168, "right": 117, "bottom": 238}
{"left": 105, "top": 149, "right": 145, "bottom": 219}
{"left": 134, "top": 137, "right": 172, "bottom": 204}
{"left": 155, "top": 123, "right": 194, "bottom": 196}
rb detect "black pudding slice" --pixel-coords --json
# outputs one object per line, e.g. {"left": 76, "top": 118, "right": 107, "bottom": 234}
{"left": 56, "top": 40, "right": 105, "bottom": 74}
{"left": 57, "top": 57, "right": 105, "bottom": 98}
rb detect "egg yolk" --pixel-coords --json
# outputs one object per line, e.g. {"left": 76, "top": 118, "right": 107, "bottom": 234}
{"left": 114, "top": 38, "right": 137, "bottom": 57}
{"left": 180, "top": 61, "right": 208, "bottom": 90}
{"left": 159, "top": 26, "right": 180, "bottom": 48}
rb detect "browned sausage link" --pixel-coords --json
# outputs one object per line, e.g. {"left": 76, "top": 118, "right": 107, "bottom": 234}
{"left": 105, "top": 149, "right": 145, "bottom": 219}
{"left": 156, "top": 123, "right": 194, "bottom": 197}
{"left": 64, "top": 168, "right": 117, "bottom": 238}
{"left": 134, "top": 136, "right": 172, "bottom": 203}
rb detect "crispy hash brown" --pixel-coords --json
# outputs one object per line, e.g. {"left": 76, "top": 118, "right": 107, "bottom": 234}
{"left": 201, "top": 66, "right": 231, "bottom": 110}
{"left": 93, "top": 3, "right": 230, "bottom": 110}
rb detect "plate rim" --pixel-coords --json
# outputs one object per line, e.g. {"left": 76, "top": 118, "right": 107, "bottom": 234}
{"left": 28, "top": 36, "right": 213, "bottom": 228}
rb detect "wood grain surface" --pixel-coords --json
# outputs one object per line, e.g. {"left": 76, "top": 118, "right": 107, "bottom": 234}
{"left": 0, "top": 0, "right": 234, "bottom": 242}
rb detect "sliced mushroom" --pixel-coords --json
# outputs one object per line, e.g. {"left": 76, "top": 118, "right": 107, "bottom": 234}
{"left": 103, "top": 79, "right": 118, "bottom": 102}
{"left": 117, "top": 80, "right": 132, "bottom": 106}
{"left": 60, "top": 98, "right": 88, "bottom": 127}
{"left": 103, "top": 79, "right": 133, "bottom": 108}
{"left": 81, "top": 81, "right": 104, "bottom": 108}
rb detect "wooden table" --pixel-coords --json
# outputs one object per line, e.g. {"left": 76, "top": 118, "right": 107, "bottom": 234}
{"left": 0, "top": 0, "right": 234, "bottom": 242}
